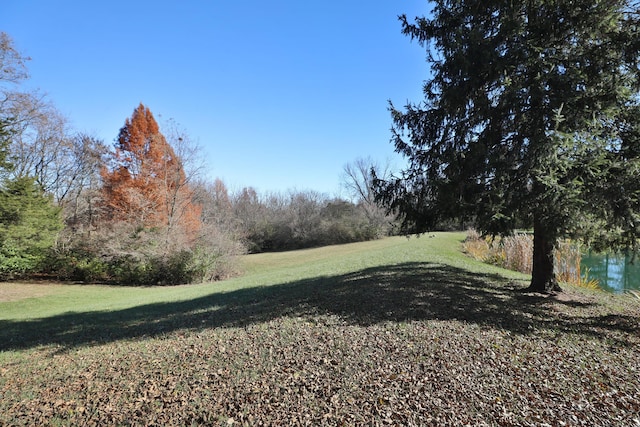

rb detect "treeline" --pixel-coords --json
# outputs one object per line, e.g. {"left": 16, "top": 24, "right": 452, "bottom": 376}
{"left": 199, "top": 183, "right": 394, "bottom": 253}
{"left": 0, "top": 33, "right": 394, "bottom": 285}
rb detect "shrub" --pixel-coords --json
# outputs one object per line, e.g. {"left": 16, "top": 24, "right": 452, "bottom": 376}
{"left": 41, "top": 246, "right": 108, "bottom": 282}
{"left": 47, "top": 221, "right": 246, "bottom": 285}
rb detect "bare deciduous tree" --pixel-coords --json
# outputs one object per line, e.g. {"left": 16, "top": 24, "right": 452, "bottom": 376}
{"left": 4, "top": 93, "right": 77, "bottom": 200}
{"left": 62, "top": 133, "right": 108, "bottom": 233}
{"left": 0, "top": 33, "right": 29, "bottom": 87}
{"left": 342, "top": 157, "right": 395, "bottom": 236}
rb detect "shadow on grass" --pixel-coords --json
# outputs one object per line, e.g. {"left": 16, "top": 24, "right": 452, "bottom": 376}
{"left": 1, "top": 262, "right": 636, "bottom": 352}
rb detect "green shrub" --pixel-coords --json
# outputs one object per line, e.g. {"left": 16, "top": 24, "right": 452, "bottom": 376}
{"left": 42, "top": 247, "right": 109, "bottom": 283}
{"left": 0, "top": 244, "right": 41, "bottom": 279}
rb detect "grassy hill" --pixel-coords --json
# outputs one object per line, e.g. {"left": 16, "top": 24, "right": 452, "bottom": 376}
{"left": 1, "top": 233, "right": 638, "bottom": 426}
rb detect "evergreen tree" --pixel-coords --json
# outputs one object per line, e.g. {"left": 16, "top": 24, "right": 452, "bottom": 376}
{"left": 0, "top": 176, "right": 62, "bottom": 278}
{"left": 375, "top": 0, "right": 640, "bottom": 292}
{"left": 0, "top": 33, "right": 62, "bottom": 278}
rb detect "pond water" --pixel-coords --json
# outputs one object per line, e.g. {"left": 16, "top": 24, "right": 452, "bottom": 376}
{"left": 581, "top": 253, "right": 640, "bottom": 293}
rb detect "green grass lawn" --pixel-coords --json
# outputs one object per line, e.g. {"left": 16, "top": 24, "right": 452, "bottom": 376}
{"left": 1, "top": 233, "right": 638, "bottom": 426}
{"left": 0, "top": 233, "right": 518, "bottom": 325}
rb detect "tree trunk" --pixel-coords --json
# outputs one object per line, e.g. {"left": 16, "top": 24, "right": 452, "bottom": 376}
{"left": 528, "top": 217, "right": 562, "bottom": 293}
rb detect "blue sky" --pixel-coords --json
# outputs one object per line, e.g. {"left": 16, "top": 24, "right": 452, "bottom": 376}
{"left": 2, "top": 1, "right": 428, "bottom": 195}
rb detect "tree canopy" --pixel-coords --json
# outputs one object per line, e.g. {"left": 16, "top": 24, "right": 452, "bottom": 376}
{"left": 0, "top": 33, "right": 62, "bottom": 278}
{"left": 0, "top": 118, "right": 11, "bottom": 173}
{"left": 375, "top": 0, "right": 640, "bottom": 292}
{"left": 101, "top": 103, "right": 202, "bottom": 241}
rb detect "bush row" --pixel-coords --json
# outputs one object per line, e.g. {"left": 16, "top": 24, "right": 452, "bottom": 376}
{"left": 43, "top": 247, "right": 229, "bottom": 286}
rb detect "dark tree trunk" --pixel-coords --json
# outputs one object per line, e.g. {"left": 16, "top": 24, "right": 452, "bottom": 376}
{"left": 527, "top": 217, "right": 562, "bottom": 293}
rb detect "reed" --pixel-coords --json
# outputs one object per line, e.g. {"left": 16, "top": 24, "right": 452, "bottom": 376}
{"left": 463, "top": 229, "right": 600, "bottom": 290}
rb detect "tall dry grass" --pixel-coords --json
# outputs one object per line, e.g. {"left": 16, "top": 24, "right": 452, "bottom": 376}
{"left": 463, "top": 229, "right": 600, "bottom": 290}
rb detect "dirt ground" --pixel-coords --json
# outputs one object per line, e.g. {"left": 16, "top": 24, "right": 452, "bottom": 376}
{"left": 0, "top": 281, "right": 63, "bottom": 302}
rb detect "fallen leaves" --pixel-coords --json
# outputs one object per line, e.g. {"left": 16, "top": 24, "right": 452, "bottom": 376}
{"left": 2, "top": 317, "right": 635, "bottom": 425}
{"left": 1, "top": 284, "right": 639, "bottom": 426}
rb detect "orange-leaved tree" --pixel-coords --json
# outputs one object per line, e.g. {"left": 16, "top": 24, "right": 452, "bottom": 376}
{"left": 100, "top": 103, "right": 202, "bottom": 244}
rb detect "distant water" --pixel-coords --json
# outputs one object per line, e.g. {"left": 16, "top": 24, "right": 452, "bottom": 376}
{"left": 581, "top": 253, "right": 640, "bottom": 293}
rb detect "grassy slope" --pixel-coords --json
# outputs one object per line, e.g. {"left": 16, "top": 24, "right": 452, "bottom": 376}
{"left": 0, "top": 233, "right": 638, "bottom": 426}
{"left": 0, "top": 233, "right": 516, "bottom": 321}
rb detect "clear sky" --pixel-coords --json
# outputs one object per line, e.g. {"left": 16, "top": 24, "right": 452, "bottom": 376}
{"left": 2, "top": 1, "right": 429, "bottom": 196}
